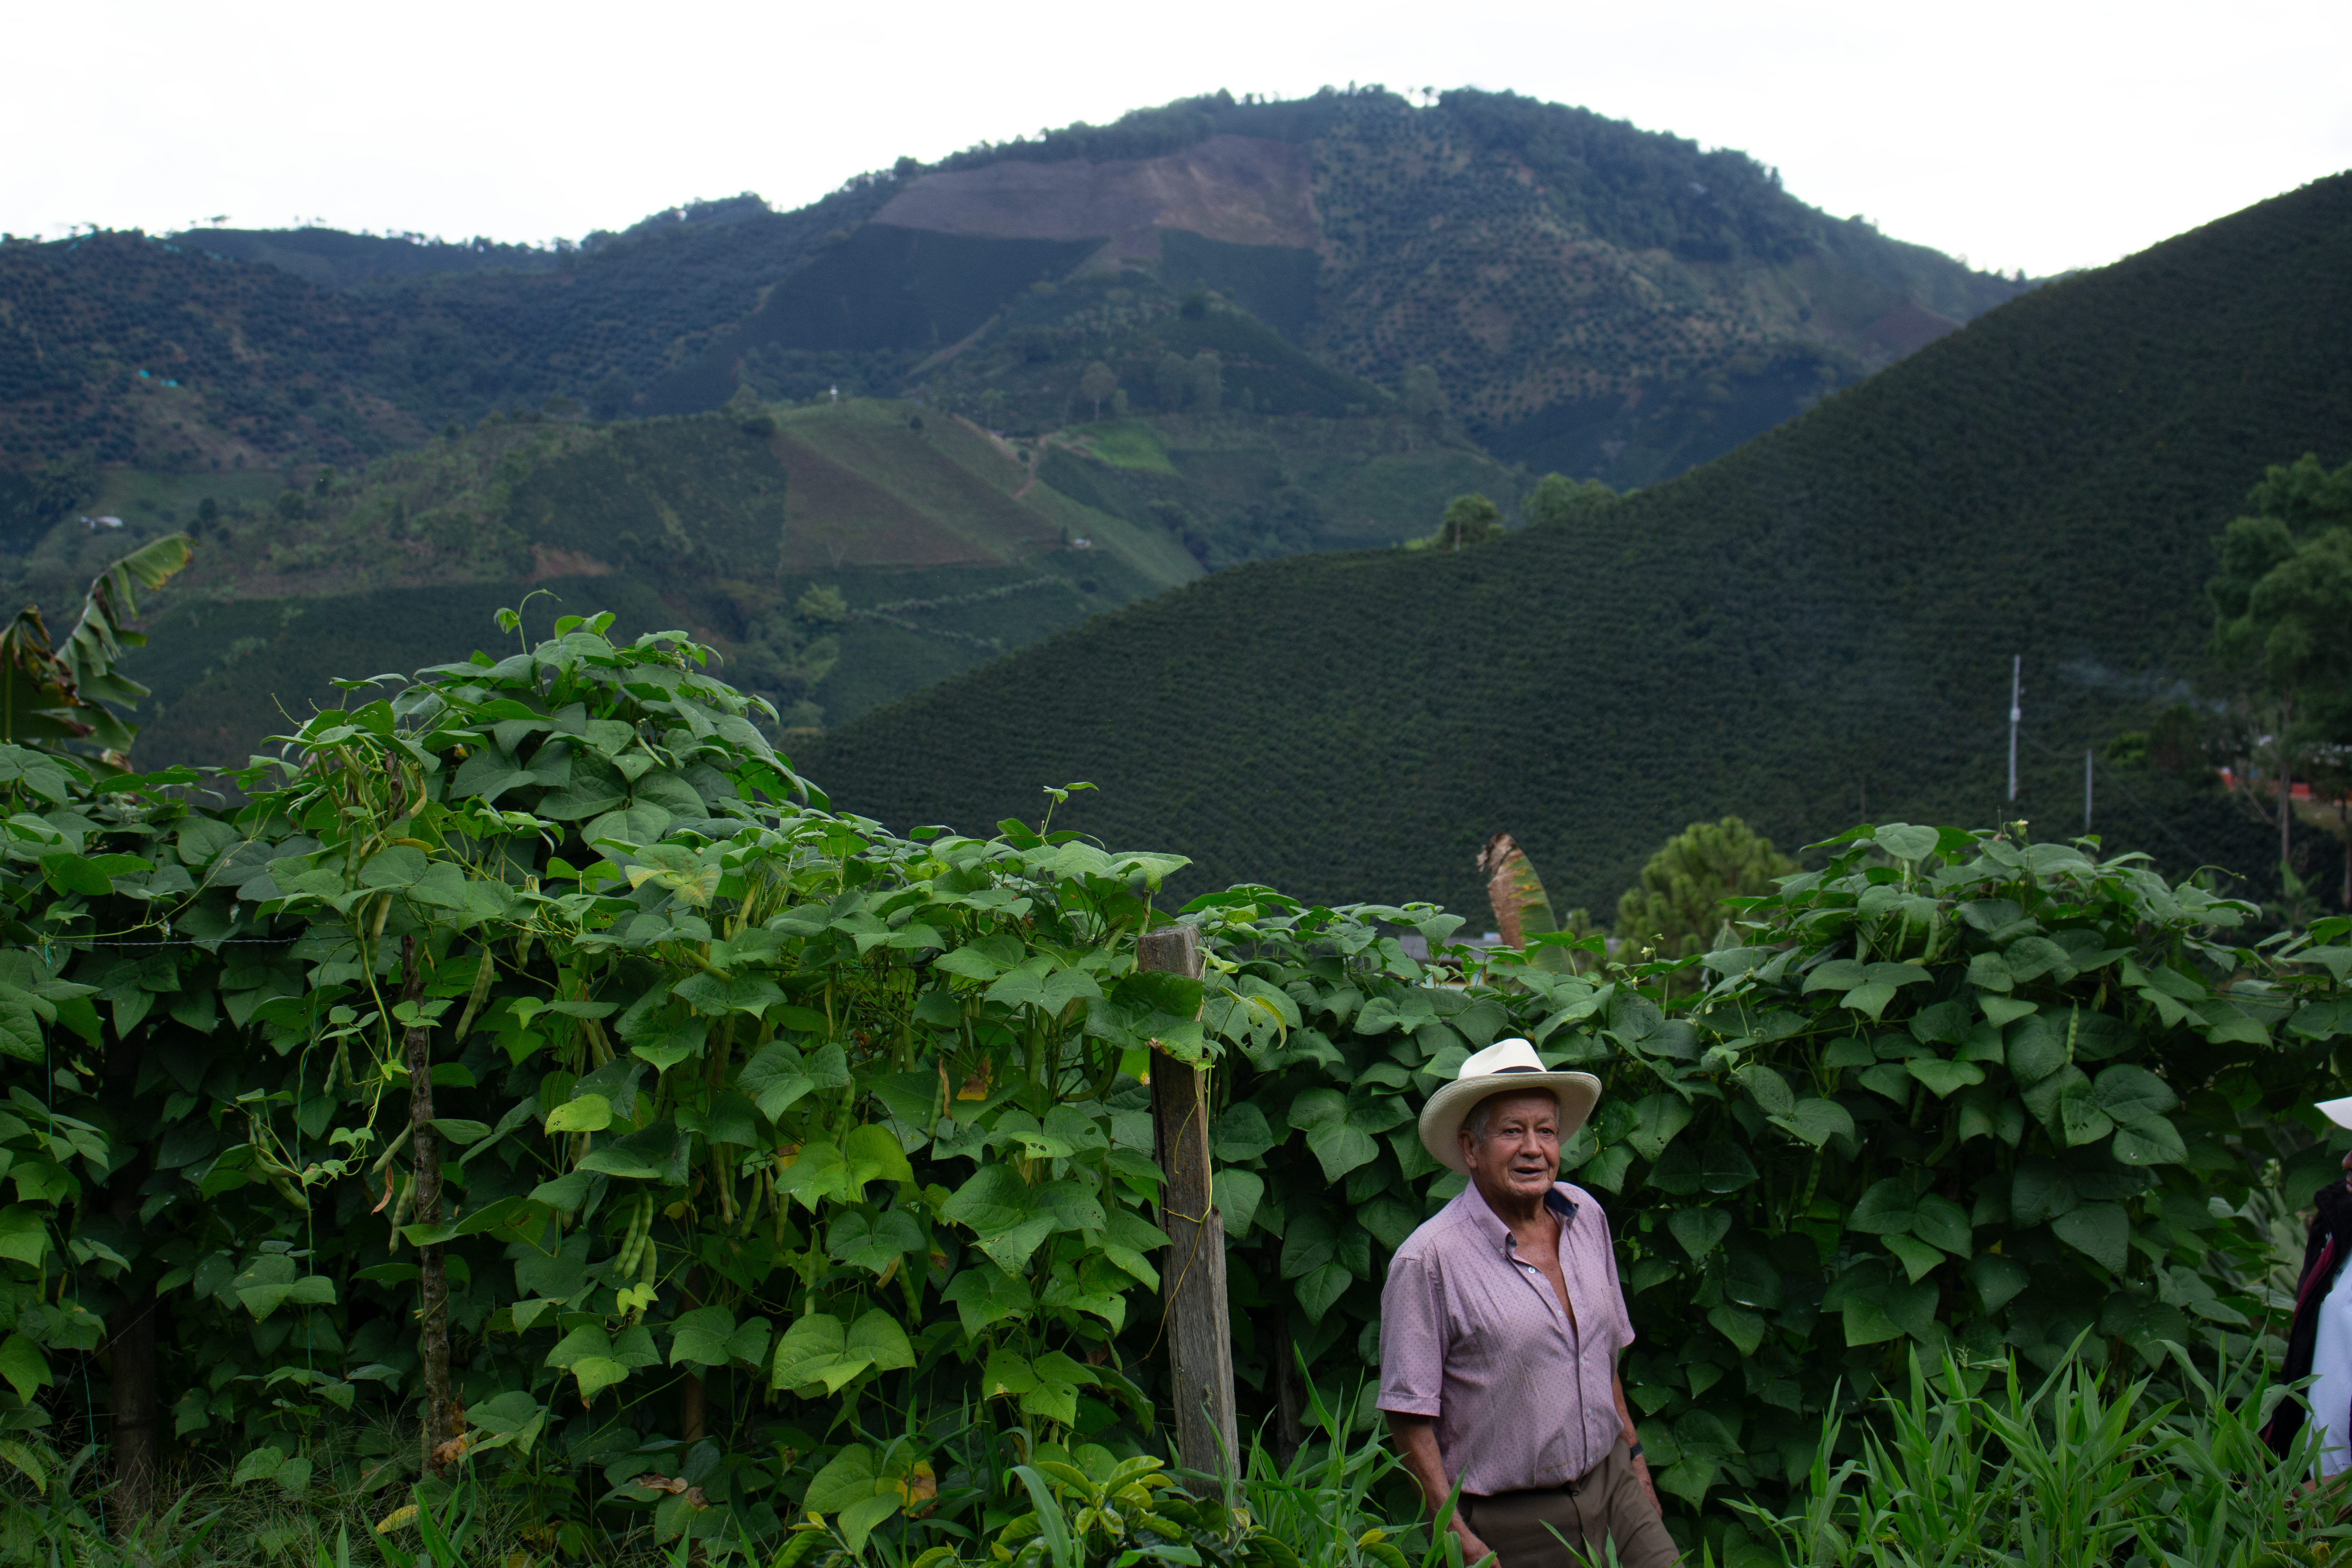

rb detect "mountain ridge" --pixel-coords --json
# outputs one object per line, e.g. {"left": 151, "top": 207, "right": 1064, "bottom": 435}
{"left": 2, "top": 86, "right": 2026, "bottom": 493}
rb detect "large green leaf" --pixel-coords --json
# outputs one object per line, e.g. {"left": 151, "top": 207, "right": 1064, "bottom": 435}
{"left": 1294, "top": 1262, "right": 1352, "bottom": 1323}
{"left": 940, "top": 1262, "right": 1032, "bottom": 1335}
{"left": 2092, "top": 1064, "right": 2178, "bottom": 1121}
{"left": 941, "top": 1165, "right": 1055, "bottom": 1272}
{"left": 2051, "top": 1201, "right": 2130, "bottom": 1274}
{"left": 828, "top": 1210, "right": 925, "bottom": 1277}
{"left": 0, "top": 1207, "right": 50, "bottom": 1267}
{"left": 1667, "top": 1208, "right": 1730, "bottom": 1260}
{"left": 771, "top": 1312, "right": 874, "bottom": 1395}
{"left": 1626, "top": 1095, "right": 1692, "bottom": 1161}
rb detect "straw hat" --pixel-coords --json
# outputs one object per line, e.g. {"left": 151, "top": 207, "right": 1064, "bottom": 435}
{"left": 2319, "top": 1096, "right": 2352, "bottom": 1130}
{"left": 1418, "top": 1038, "right": 1602, "bottom": 1176}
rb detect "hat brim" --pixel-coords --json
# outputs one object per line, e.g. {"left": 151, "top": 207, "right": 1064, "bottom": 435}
{"left": 2319, "top": 1095, "right": 2352, "bottom": 1131}
{"left": 1419, "top": 1072, "right": 1603, "bottom": 1175}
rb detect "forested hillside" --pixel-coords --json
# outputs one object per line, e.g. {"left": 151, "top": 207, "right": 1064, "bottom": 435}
{"left": 807, "top": 172, "right": 2352, "bottom": 916}
{"left": 0, "top": 81, "right": 2053, "bottom": 783}
{"left": 2, "top": 88, "right": 2023, "bottom": 497}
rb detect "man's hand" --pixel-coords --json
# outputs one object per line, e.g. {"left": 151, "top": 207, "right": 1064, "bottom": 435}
{"left": 1450, "top": 1518, "right": 1494, "bottom": 1566}
{"left": 1612, "top": 1372, "right": 1664, "bottom": 1517}
{"left": 1388, "top": 1412, "right": 1494, "bottom": 1563}
{"left": 1632, "top": 1450, "right": 1661, "bottom": 1516}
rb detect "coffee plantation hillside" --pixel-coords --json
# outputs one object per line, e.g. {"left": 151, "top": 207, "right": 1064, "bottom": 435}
{"left": 0, "top": 598, "right": 2346, "bottom": 1566}
{"left": 70, "top": 389, "right": 1524, "bottom": 767}
{"left": 807, "top": 170, "right": 2352, "bottom": 920}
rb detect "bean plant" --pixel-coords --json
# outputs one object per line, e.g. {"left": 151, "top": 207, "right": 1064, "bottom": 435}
{"left": 0, "top": 609, "right": 2344, "bottom": 1564}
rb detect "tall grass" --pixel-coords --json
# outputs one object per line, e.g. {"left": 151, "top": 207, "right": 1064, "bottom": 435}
{"left": 1737, "top": 1345, "right": 2352, "bottom": 1567}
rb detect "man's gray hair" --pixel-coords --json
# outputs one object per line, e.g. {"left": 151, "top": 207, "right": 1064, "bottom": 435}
{"left": 1464, "top": 1086, "right": 1563, "bottom": 1144}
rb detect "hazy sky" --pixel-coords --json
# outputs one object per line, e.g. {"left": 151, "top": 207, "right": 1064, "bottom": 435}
{"left": 10, "top": 0, "right": 2349, "bottom": 279}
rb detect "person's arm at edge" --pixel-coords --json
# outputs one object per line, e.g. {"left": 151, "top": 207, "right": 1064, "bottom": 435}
{"left": 1612, "top": 1374, "right": 1662, "bottom": 1516}
{"left": 1386, "top": 1412, "right": 1492, "bottom": 1564}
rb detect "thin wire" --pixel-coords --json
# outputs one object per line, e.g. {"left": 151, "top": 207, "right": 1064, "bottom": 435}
{"left": 63, "top": 938, "right": 298, "bottom": 948}
{"left": 2024, "top": 734, "right": 2220, "bottom": 868}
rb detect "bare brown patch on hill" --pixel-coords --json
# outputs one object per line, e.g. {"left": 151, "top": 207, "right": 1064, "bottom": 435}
{"left": 530, "top": 544, "right": 612, "bottom": 581}
{"left": 874, "top": 135, "right": 1316, "bottom": 265}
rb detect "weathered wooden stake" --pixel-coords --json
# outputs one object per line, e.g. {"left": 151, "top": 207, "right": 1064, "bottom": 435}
{"left": 401, "top": 935, "right": 455, "bottom": 1475}
{"left": 1141, "top": 924, "right": 1238, "bottom": 1483}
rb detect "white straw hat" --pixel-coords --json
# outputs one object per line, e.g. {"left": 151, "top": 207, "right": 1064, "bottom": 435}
{"left": 2318, "top": 1096, "right": 2352, "bottom": 1130}
{"left": 1418, "top": 1038, "right": 1602, "bottom": 1175}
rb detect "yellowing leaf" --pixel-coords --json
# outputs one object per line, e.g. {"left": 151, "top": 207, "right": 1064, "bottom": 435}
{"left": 544, "top": 1095, "right": 611, "bottom": 1134}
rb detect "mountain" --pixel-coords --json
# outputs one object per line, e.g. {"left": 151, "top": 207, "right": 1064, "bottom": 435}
{"left": 803, "top": 173, "right": 2352, "bottom": 916}
{"left": 2, "top": 88, "right": 2023, "bottom": 492}
{"left": 3, "top": 85, "right": 2041, "bottom": 770}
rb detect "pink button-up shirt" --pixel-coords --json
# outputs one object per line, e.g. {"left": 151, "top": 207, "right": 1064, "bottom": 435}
{"left": 1377, "top": 1180, "right": 1635, "bottom": 1495}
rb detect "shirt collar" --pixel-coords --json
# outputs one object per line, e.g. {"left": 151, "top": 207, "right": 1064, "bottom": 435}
{"left": 1454, "top": 1179, "right": 1578, "bottom": 1247}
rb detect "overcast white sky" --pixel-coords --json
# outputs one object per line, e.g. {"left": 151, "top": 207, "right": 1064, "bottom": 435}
{"left": 8, "top": 0, "right": 2348, "bottom": 279}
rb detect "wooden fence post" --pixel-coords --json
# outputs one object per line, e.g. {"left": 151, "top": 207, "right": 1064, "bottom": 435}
{"left": 1140, "top": 924, "right": 1239, "bottom": 1484}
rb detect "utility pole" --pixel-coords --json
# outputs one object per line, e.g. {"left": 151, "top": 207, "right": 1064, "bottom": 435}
{"left": 2084, "top": 748, "right": 2094, "bottom": 835}
{"left": 2007, "top": 657, "right": 2023, "bottom": 804}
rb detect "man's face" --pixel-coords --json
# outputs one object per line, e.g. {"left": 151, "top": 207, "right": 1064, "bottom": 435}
{"left": 1460, "top": 1089, "right": 1563, "bottom": 1203}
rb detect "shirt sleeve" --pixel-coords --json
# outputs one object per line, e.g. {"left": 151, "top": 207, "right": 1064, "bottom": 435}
{"left": 1377, "top": 1249, "right": 1446, "bottom": 1417}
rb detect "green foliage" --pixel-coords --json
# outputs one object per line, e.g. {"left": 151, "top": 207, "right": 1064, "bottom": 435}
{"left": 1427, "top": 495, "right": 1502, "bottom": 553}
{"left": 0, "top": 532, "right": 191, "bottom": 754}
{"left": 1739, "top": 1347, "right": 2352, "bottom": 1566}
{"left": 811, "top": 173, "right": 2352, "bottom": 916}
{"left": 1521, "top": 473, "right": 1617, "bottom": 531}
{"left": 1187, "top": 821, "right": 2351, "bottom": 1539}
{"left": 0, "top": 616, "right": 1426, "bottom": 1557}
{"left": 0, "top": 578, "right": 2347, "bottom": 1558}
{"left": 1613, "top": 816, "right": 1796, "bottom": 973}
{"left": 2209, "top": 451, "right": 2352, "bottom": 727}
{"left": 1303, "top": 90, "right": 2024, "bottom": 457}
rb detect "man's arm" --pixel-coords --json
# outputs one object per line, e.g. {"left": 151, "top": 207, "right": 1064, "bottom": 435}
{"left": 1612, "top": 1375, "right": 1662, "bottom": 1516}
{"left": 1385, "top": 1413, "right": 1492, "bottom": 1565}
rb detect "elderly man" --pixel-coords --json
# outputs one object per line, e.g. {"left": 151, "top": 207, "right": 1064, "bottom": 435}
{"left": 1379, "top": 1039, "right": 1676, "bottom": 1568}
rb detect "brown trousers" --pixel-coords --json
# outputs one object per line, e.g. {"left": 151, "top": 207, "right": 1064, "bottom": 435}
{"left": 1458, "top": 1441, "right": 1679, "bottom": 1568}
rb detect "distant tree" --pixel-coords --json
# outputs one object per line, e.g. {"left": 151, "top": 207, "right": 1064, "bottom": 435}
{"left": 795, "top": 584, "right": 851, "bottom": 625}
{"left": 2206, "top": 451, "right": 2352, "bottom": 876}
{"left": 1155, "top": 353, "right": 1191, "bottom": 412}
{"left": 1438, "top": 493, "right": 1502, "bottom": 550}
{"left": 1523, "top": 472, "right": 1617, "bottom": 529}
{"left": 1191, "top": 351, "right": 1222, "bottom": 415}
{"left": 1181, "top": 291, "right": 1209, "bottom": 319}
{"left": 1400, "top": 364, "right": 1446, "bottom": 421}
{"left": 1616, "top": 816, "right": 1797, "bottom": 984}
{"left": 1109, "top": 388, "right": 1128, "bottom": 417}
{"left": 275, "top": 490, "right": 308, "bottom": 523}
{"left": 1079, "top": 361, "right": 1118, "bottom": 420}
{"left": 312, "top": 465, "right": 338, "bottom": 497}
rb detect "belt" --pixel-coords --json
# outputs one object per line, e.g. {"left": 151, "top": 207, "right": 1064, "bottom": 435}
{"left": 1466, "top": 1466, "right": 1596, "bottom": 1508}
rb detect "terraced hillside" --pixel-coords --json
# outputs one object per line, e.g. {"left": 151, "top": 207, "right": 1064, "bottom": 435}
{"left": 35, "top": 353, "right": 1523, "bottom": 766}
{"left": 806, "top": 172, "right": 2352, "bottom": 915}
